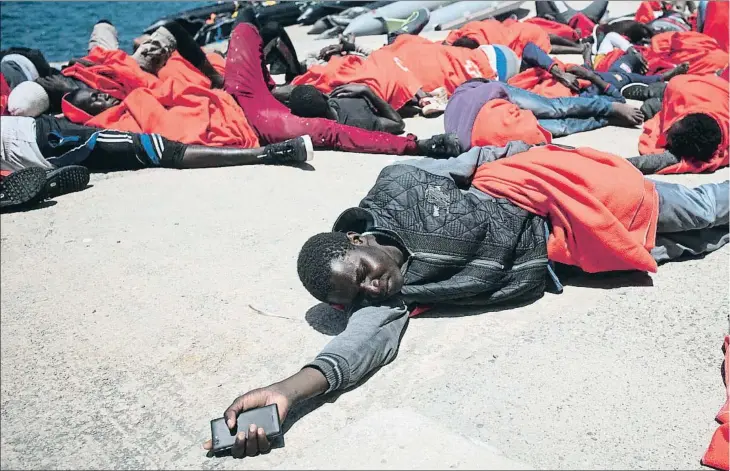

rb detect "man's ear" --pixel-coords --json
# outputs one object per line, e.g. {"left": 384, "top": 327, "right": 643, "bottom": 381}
{"left": 347, "top": 232, "right": 374, "bottom": 246}
{"left": 347, "top": 232, "right": 363, "bottom": 245}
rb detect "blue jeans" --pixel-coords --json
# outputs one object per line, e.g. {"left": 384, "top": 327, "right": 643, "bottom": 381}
{"left": 504, "top": 83, "right": 613, "bottom": 137}
{"left": 652, "top": 180, "right": 730, "bottom": 262}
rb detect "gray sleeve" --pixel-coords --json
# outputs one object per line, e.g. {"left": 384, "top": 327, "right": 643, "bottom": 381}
{"left": 627, "top": 151, "right": 681, "bottom": 175}
{"left": 304, "top": 303, "right": 410, "bottom": 394}
{"left": 398, "top": 141, "right": 534, "bottom": 187}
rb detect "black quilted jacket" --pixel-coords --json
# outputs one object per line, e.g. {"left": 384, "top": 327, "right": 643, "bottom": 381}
{"left": 333, "top": 161, "right": 550, "bottom": 308}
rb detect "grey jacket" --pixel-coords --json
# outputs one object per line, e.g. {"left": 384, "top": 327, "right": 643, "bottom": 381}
{"left": 305, "top": 142, "right": 556, "bottom": 393}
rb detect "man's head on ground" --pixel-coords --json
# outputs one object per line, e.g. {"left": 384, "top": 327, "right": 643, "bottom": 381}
{"left": 132, "top": 26, "right": 176, "bottom": 73}
{"left": 297, "top": 231, "right": 405, "bottom": 306}
{"left": 666, "top": 113, "right": 722, "bottom": 161}
{"left": 64, "top": 88, "right": 120, "bottom": 116}
{"left": 452, "top": 37, "right": 480, "bottom": 49}
{"left": 289, "top": 85, "right": 336, "bottom": 120}
{"left": 623, "top": 21, "right": 655, "bottom": 44}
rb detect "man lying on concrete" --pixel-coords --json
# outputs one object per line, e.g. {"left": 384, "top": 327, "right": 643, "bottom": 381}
{"left": 203, "top": 141, "right": 728, "bottom": 458}
{"left": 1, "top": 114, "right": 313, "bottom": 175}
{"left": 445, "top": 79, "right": 643, "bottom": 144}
{"left": 6, "top": 20, "right": 225, "bottom": 115}
{"left": 216, "top": 11, "right": 460, "bottom": 157}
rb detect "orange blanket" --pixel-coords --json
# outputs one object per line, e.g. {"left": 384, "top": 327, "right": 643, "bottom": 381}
{"left": 472, "top": 145, "right": 659, "bottom": 273}
{"left": 703, "top": 0, "right": 730, "bottom": 53}
{"left": 507, "top": 59, "right": 591, "bottom": 98}
{"left": 82, "top": 78, "right": 259, "bottom": 148}
{"left": 635, "top": 1, "right": 662, "bottom": 23}
{"left": 645, "top": 31, "right": 729, "bottom": 75}
{"left": 524, "top": 17, "right": 578, "bottom": 41}
{"left": 445, "top": 18, "right": 551, "bottom": 56}
{"left": 292, "top": 48, "right": 422, "bottom": 110}
{"left": 471, "top": 99, "right": 551, "bottom": 147}
{"left": 385, "top": 34, "right": 497, "bottom": 95}
{"left": 61, "top": 47, "right": 222, "bottom": 99}
{"left": 61, "top": 47, "right": 158, "bottom": 100}
{"left": 701, "top": 335, "right": 730, "bottom": 471}
{"left": 639, "top": 74, "right": 729, "bottom": 174}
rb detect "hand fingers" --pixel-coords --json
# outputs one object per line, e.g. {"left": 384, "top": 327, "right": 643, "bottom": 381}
{"left": 202, "top": 439, "right": 213, "bottom": 450}
{"left": 245, "top": 425, "right": 258, "bottom": 457}
{"left": 224, "top": 397, "right": 245, "bottom": 429}
{"left": 231, "top": 432, "right": 247, "bottom": 459}
{"left": 257, "top": 427, "right": 271, "bottom": 454}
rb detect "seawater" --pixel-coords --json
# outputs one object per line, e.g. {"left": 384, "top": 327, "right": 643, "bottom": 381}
{"left": 1, "top": 1, "right": 205, "bottom": 62}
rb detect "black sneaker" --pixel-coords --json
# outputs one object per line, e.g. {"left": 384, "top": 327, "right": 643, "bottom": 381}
{"left": 262, "top": 135, "right": 314, "bottom": 164}
{"left": 43, "top": 165, "right": 90, "bottom": 199}
{"left": 0, "top": 167, "right": 46, "bottom": 211}
{"left": 416, "top": 133, "right": 462, "bottom": 159}
{"left": 621, "top": 83, "right": 650, "bottom": 101}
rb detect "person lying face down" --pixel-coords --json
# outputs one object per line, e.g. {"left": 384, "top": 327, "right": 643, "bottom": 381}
{"left": 203, "top": 140, "right": 728, "bottom": 458}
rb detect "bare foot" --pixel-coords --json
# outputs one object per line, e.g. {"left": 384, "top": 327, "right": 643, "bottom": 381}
{"left": 609, "top": 103, "right": 644, "bottom": 126}
{"left": 660, "top": 61, "right": 690, "bottom": 81}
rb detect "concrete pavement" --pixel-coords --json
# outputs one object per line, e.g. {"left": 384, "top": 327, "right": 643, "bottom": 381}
{"left": 1, "top": 2, "right": 728, "bottom": 469}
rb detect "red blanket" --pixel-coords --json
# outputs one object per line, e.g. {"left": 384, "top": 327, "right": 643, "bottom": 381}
{"left": 703, "top": 0, "right": 730, "bottom": 53}
{"left": 471, "top": 99, "right": 551, "bottom": 147}
{"left": 61, "top": 47, "right": 221, "bottom": 99}
{"left": 0, "top": 73, "right": 9, "bottom": 116}
{"left": 635, "top": 1, "right": 662, "bottom": 23}
{"left": 643, "top": 32, "right": 729, "bottom": 75}
{"left": 384, "top": 34, "right": 497, "bottom": 95}
{"left": 445, "top": 18, "right": 550, "bottom": 56}
{"left": 472, "top": 145, "right": 659, "bottom": 273}
{"left": 61, "top": 47, "right": 158, "bottom": 100}
{"left": 701, "top": 335, "right": 730, "bottom": 471}
{"left": 639, "top": 74, "right": 729, "bottom": 174}
{"left": 292, "top": 48, "right": 422, "bottom": 110}
{"left": 524, "top": 17, "right": 578, "bottom": 41}
{"left": 507, "top": 59, "right": 591, "bottom": 98}
{"left": 78, "top": 78, "right": 259, "bottom": 148}
{"left": 567, "top": 13, "right": 595, "bottom": 39}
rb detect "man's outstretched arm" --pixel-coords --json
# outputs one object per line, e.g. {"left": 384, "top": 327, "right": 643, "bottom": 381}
{"left": 204, "top": 303, "right": 410, "bottom": 458}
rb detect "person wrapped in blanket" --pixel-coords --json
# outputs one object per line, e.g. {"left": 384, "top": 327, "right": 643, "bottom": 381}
{"left": 0, "top": 114, "right": 313, "bottom": 211}
{"left": 201, "top": 140, "right": 728, "bottom": 458}
{"left": 3, "top": 20, "right": 226, "bottom": 117}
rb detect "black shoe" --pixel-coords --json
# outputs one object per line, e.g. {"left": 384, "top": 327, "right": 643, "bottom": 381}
{"left": 396, "top": 8, "right": 430, "bottom": 35}
{"left": 262, "top": 135, "right": 313, "bottom": 164}
{"left": 43, "top": 165, "right": 90, "bottom": 199}
{"left": 416, "top": 133, "right": 462, "bottom": 159}
{"left": 0, "top": 167, "right": 46, "bottom": 211}
{"left": 621, "top": 83, "right": 650, "bottom": 101}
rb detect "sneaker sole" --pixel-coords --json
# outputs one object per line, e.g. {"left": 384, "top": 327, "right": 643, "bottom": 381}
{"left": 44, "top": 166, "right": 90, "bottom": 199}
{"left": 0, "top": 167, "right": 47, "bottom": 209}
{"left": 301, "top": 135, "right": 314, "bottom": 162}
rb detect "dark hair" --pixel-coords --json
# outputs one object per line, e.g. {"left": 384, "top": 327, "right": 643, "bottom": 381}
{"left": 666, "top": 113, "right": 722, "bottom": 161}
{"left": 297, "top": 232, "right": 352, "bottom": 302}
{"left": 452, "top": 37, "right": 480, "bottom": 49}
{"left": 289, "top": 85, "right": 330, "bottom": 118}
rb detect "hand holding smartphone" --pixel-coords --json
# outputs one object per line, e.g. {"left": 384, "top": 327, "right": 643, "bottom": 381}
{"left": 210, "top": 404, "right": 282, "bottom": 453}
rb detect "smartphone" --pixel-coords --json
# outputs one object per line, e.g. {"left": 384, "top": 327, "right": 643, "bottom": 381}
{"left": 210, "top": 404, "right": 282, "bottom": 453}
